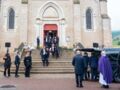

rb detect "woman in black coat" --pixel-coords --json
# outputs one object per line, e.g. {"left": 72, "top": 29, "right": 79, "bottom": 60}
{"left": 3, "top": 53, "right": 11, "bottom": 77}
{"left": 24, "top": 52, "right": 32, "bottom": 77}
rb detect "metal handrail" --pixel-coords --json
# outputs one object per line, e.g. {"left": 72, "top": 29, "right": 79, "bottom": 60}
{"left": 14, "top": 42, "right": 25, "bottom": 59}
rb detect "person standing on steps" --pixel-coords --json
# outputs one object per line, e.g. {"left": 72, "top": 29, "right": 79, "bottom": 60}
{"left": 14, "top": 51, "right": 21, "bottom": 77}
{"left": 3, "top": 53, "right": 11, "bottom": 77}
{"left": 24, "top": 51, "right": 32, "bottom": 77}
{"left": 37, "top": 37, "right": 40, "bottom": 49}
{"left": 40, "top": 46, "right": 49, "bottom": 66}
{"left": 72, "top": 49, "right": 85, "bottom": 88}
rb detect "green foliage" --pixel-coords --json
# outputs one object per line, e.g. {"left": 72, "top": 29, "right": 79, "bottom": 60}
{"left": 112, "top": 39, "right": 120, "bottom": 47}
{"left": 118, "top": 41, "right": 120, "bottom": 45}
{"left": 112, "top": 30, "right": 120, "bottom": 47}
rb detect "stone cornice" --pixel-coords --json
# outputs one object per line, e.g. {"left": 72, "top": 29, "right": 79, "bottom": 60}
{"left": 22, "top": 0, "right": 28, "bottom": 4}
{"left": 101, "top": 14, "right": 109, "bottom": 19}
{"left": 74, "top": 0, "right": 80, "bottom": 4}
{"left": 99, "top": 0, "right": 107, "bottom": 2}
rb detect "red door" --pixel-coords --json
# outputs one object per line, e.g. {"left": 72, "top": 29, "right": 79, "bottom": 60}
{"left": 43, "top": 24, "right": 58, "bottom": 45}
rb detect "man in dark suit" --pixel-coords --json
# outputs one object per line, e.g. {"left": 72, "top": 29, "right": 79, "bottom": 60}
{"left": 72, "top": 49, "right": 85, "bottom": 88}
{"left": 40, "top": 47, "right": 49, "bottom": 66}
{"left": 37, "top": 37, "right": 40, "bottom": 49}
{"left": 83, "top": 52, "right": 90, "bottom": 80}
{"left": 89, "top": 52, "right": 98, "bottom": 81}
{"left": 14, "top": 52, "right": 21, "bottom": 77}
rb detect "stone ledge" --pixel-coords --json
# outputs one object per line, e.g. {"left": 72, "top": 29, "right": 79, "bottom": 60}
{"left": 74, "top": 0, "right": 80, "bottom": 4}
{"left": 101, "top": 14, "right": 110, "bottom": 19}
{"left": 21, "top": 0, "right": 28, "bottom": 4}
{"left": 99, "top": 0, "right": 107, "bottom": 2}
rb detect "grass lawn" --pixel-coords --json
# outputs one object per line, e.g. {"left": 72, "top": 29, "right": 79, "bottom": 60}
{"left": 112, "top": 40, "right": 120, "bottom": 47}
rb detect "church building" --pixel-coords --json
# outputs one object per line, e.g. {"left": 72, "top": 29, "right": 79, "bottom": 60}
{"left": 0, "top": 0, "right": 112, "bottom": 53}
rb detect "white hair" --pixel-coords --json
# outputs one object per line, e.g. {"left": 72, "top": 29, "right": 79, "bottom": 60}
{"left": 76, "top": 50, "right": 81, "bottom": 55}
{"left": 101, "top": 50, "right": 106, "bottom": 56}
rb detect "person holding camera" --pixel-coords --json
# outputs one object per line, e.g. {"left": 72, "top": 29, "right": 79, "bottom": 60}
{"left": 3, "top": 53, "right": 11, "bottom": 77}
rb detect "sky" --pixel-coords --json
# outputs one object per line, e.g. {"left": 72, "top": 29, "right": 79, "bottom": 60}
{"left": 107, "top": 0, "right": 120, "bottom": 31}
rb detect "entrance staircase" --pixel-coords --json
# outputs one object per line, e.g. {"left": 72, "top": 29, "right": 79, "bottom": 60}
{"left": 10, "top": 49, "right": 74, "bottom": 74}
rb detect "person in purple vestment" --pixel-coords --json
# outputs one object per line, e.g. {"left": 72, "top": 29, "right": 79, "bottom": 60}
{"left": 98, "top": 50, "right": 112, "bottom": 88}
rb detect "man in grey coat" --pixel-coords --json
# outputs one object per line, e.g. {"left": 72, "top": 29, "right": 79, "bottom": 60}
{"left": 72, "top": 49, "right": 85, "bottom": 88}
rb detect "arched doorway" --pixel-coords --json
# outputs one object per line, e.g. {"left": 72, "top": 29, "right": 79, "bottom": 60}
{"left": 36, "top": 2, "right": 66, "bottom": 47}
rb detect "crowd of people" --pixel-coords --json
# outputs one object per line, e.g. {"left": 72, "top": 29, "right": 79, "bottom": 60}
{"left": 72, "top": 49, "right": 112, "bottom": 88}
{"left": 3, "top": 51, "right": 32, "bottom": 78}
{"left": 40, "top": 34, "right": 60, "bottom": 66}
{"left": 2, "top": 36, "right": 113, "bottom": 89}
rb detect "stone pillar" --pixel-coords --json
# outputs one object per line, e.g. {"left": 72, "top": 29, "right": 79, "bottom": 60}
{"left": 19, "top": 3, "right": 28, "bottom": 44}
{"left": 33, "top": 18, "right": 41, "bottom": 47}
{"left": 99, "top": 0, "right": 108, "bottom": 15}
{"left": 73, "top": 3, "right": 81, "bottom": 43}
{"left": 100, "top": 0, "right": 112, "bottom": 47}
{"left": 102, "top": 15, "right": 112, "bottom": 47}
{"left": 60, "top": 18, "right": 67, "bottom": 47}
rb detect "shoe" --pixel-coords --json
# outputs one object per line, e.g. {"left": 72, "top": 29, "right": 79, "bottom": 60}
{"left": 76, "top": 85, "right": 79, "bottom": 87}
{"left": 80, "top": 84, "right": 83, "bottom": 88}
{"left": 105, "top": 85, "right": 109, "bottom": 88}
{"left": 101, "top": 85, "right": 109, "bottom": 88}
{"left": 15, "top": 75, "right": 19, "bottom": 78}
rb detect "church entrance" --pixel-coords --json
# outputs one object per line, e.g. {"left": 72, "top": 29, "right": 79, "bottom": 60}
{"left": 44, "top": 30, "right": 57, "bottom": 39}
{"left": 44, "top": 24, "right": 58, "bottom": 37}
{"left": 43, "top": 24, "right": 58, "bottom": 47}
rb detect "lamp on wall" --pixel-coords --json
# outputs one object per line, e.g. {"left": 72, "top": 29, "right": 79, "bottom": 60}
{"left": 5, "top": 42, "right": 11, "bottom": 53}
{"left": 66, "top": 36, "right": 70, "bottom": 42}
{"left": 36, "top": 18, "right": 41, "bottom": 25}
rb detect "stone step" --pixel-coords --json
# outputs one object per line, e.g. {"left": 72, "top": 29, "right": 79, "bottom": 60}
{"left": 10, "top": 67, "right": 74, "bottom": 74}
{"left": 28, "top": 58, "right": 72, "bottom": 60}
{"left": 12, "top": 60, "right": 72, "bottom": 66}
{"left": 13, "top": 49, "right": 74, "bottom": 74}
{"left": 11, "top": 66, "right": 73, "bottom": 68}
{"left": 31, "top": 50, "right": 74, "bottom": 59}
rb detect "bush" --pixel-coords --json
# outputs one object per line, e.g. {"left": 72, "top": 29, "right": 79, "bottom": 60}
{"left": 118, "top": 41, "right": 120, "bottom": 45}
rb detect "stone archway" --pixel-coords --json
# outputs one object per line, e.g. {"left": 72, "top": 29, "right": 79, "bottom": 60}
{"left": 35, "top": 1, "right": 66, "bottom": 47}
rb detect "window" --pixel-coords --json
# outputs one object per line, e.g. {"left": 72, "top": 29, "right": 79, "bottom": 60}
{"left": 8, "top": 8, "right": 15, "bottom": 29}
{"left": 86, "top": 8, "right": 92, "bottom": 30}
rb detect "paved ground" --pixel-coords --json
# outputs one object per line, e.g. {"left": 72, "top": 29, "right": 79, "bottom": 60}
{"left": 0, "top": 73, "right": 119, "bottom": 90}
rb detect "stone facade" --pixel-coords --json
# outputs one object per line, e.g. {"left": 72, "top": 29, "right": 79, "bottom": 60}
{"left": 0, "top": 0, "right": 112, "bottom": 54}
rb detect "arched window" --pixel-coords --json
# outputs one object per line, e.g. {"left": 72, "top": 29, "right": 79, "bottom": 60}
{"left": 8, "top": 8, "right": 15, "bottom": 29}
{"left": 86, "top": 8, "right": 92, "bottom": 30}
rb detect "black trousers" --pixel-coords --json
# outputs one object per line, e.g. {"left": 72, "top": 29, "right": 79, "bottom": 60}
{"left": 15, "top": 64, "right": 19, "bottom": 76}
{"left": 25, "top": 66, "right": 31, "bottom": 77}
{"left": 37, "top": 42, "right": 40, "bottom": 48}
{"left": 84, "top": 67, "right": 90, "bottom": 80}
{"left": 75, "top": 74, "right": 83, "bottom": 86}
{"left": 91, "top": 67, "right": 98, "bottom": 80}
{"left": 4, "top": 66, "right": 11, "bottom": 77}
{"left": 42, "top": 59, "right": 49, "bottom": 66}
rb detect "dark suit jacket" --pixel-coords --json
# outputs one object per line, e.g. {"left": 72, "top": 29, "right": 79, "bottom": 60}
{"left": 24, "top": 56, "right": 32, "bottom": 67}
{"left": 3, "top": 56, "right": 11, "bottom": 68}
{"left": 89, "top": 56, "right": 98, "bottom": 68}
{"left": 14, "top": 55, "right": 20, "bottom": 65}
{"left": 72, "top": 54, "right": 85, "bottom": 74}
